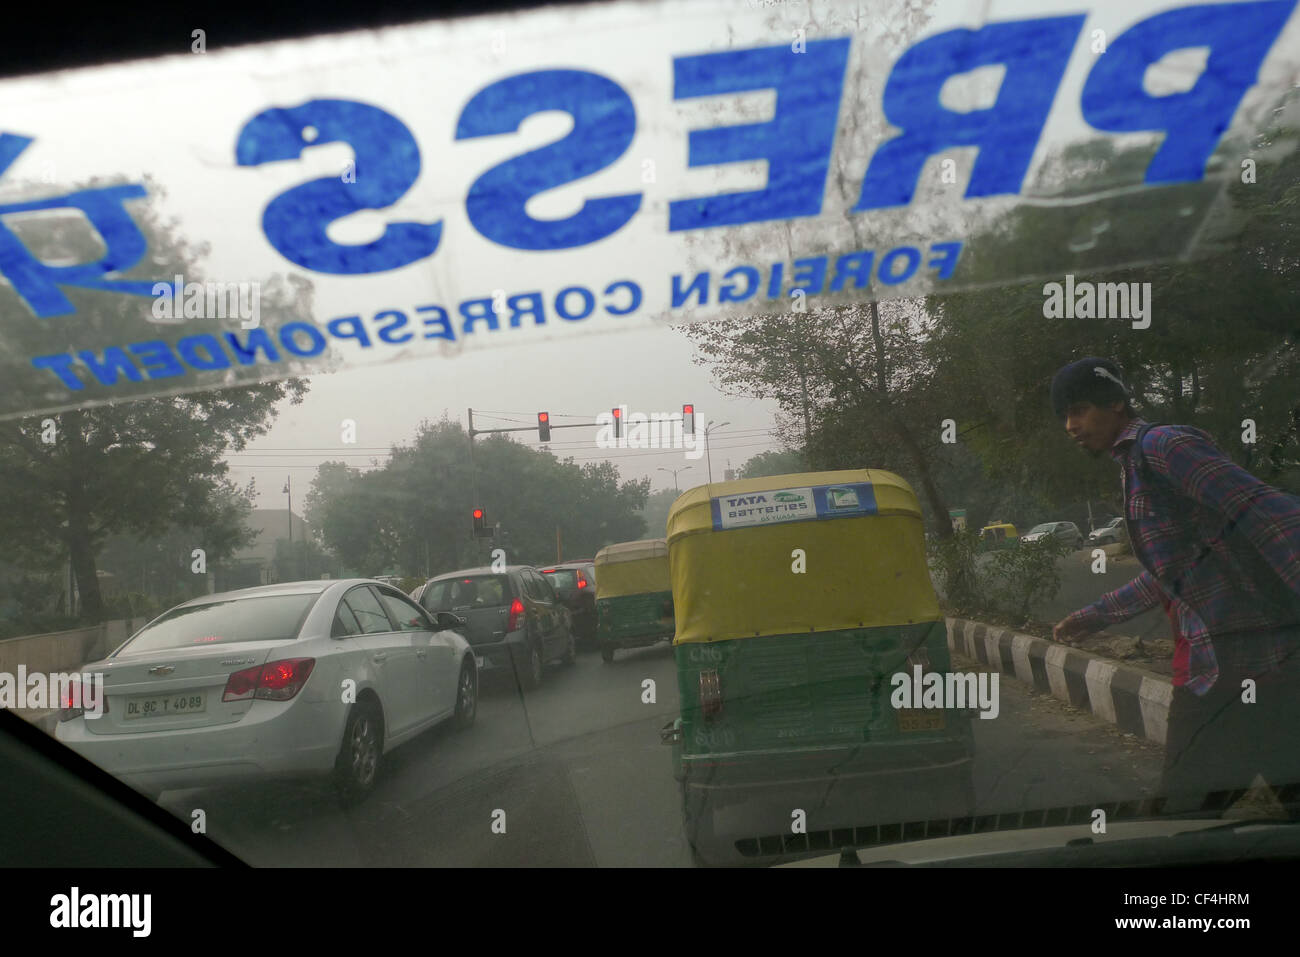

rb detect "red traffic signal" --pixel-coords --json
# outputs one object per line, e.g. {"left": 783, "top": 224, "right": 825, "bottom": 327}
{"left": 537, "top": 411, "right": 551, "bottom": 442}
{"left": 683, "top": 403, "right": 695, "bottom": 434}
{"left": 612, "top": 406, "right": 622, "bottom": 439}
{"left": 472, "top": 508, "right": 486, "bottom": 534}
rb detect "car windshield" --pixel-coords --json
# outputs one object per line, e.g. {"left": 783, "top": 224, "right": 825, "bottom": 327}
{"left": 420, "top": 576, "right": 508, "bottom": 611}
{"left": 542, "top": 569, "right": 579, "bottom": 591}
{"left": 4, "top": 0, "right": 1299, "bottom": 874}
{"left": 118, "top": 594, "right": 319, "bottom": 655}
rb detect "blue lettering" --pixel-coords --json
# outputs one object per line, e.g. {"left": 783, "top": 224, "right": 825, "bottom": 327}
{"left": 177, "top": 334, "right": 232, "bottom": 370}
{"left": 30, "top": 354, "right": 84, "bottom": 390}
{"left": 856, "top": 16, "right": 1085, "bottom": 210}
{"left": 789, "top": 256, "right": 828, "bottom": 295}
{"left": 236, "top": 99, "right": 441, "bottom": 274}
{"left": 417, "top": 304, "right": 456, "bottom": 341}
{"left": 830, "top": 251, "right": 874, "bottom": 291}
{"left": 460, "top": 298, "right": 499, "bottom": 333}
{"left": 224, "top": 328, "right": 280, "bottom": 365}
{"left": 670, "top": 39, "right": 850, "bottom": 230}
{"left": 1081, "top": 0, "right": 1296, "bottom": 184}
{"left": 128, "top": 340, "right": 185, "bottom": 380}
{"left": 77, "top": 347, "right": 143, "bottom": 386}
{"left": 928, "top": 241, "right": 962, "bottom": 280}
{"left": 279, "top": 322, "right": 328, "bottom": 356}
{"left": 374, "top": 310, "right": 413, "bottom": 344}
{"left": 327, "top": 315, "right": 371, "bottom": 347}
{"left": 878, "top": 246, "right": 921, "bottom": 285}
{"left": 672, "top": 271, "right": 710, "bottom": 307}
{"left": 717, "top": 266, "right": 759, "bottom": 303}
{"left": 507, "top": 293, "right": 545, "bottom": 327}
{"left": 603, "top": 280, "right": 641, "bottom": 315}
{"left": 555, "top": 286, "right": 595, "bottom": 321}
{"left": 456, "top": 70, "right": 640, "bottom": 250}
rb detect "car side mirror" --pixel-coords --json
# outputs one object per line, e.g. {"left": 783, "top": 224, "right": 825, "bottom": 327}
{"left": 436, "top": 612, "right": 467, "bottom": 630}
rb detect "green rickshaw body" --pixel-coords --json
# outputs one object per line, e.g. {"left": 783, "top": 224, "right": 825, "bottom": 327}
{"left": 593, "top": 540, "right": 674, "bottom": 659}
{"left": 666, "top": 469, "right": 976, "bottom": 865}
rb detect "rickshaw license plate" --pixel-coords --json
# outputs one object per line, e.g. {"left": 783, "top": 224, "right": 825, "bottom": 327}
{"left": 897, "top": 709, "right": 945, "bottom": 731}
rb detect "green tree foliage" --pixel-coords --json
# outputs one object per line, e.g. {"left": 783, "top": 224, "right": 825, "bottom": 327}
{"left": 309, "top": 417, "right": 650, "bottom": 576}
{"left": 736, "top": 448, "right": 807, "bottom": 479}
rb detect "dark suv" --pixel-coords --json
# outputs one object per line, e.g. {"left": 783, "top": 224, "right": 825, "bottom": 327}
{"left": 416, "top": 565, "right": 575, "bottom": 690}
{"left": 541, "top": 561, "right": 597, "bottom": 649}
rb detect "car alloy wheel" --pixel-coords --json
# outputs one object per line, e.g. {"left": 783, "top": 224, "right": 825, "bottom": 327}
{"left": 454, "top": 660, "right": 477, "bottom": 729}
{"left": 336, "top": 702, "right": 382, "bottom": 806}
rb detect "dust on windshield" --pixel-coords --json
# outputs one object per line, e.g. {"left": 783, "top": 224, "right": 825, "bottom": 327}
{"left": 1, "top": 0, "right": 1299, "bottom": 870}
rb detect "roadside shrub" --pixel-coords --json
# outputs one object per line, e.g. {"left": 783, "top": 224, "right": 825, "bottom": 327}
{"left": 927, "top": 529, "right": 983, "bottom": 614}
{"left": 984, "top": 535, "right": 1071, "bottom": 623}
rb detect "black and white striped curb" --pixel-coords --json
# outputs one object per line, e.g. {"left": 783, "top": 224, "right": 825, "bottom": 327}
{"left": 947, "top": 618, "right": 1172, "bottom": 745}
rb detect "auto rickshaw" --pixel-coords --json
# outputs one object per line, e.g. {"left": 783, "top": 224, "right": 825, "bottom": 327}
{"left": 661, "top": 470, "right": 976, "bottom": 866}
{"left": 593, "top": 539, "right": 675, "bottom": 663}
{"left": 978, "top": 521, "right": 1019, "bottom": 551}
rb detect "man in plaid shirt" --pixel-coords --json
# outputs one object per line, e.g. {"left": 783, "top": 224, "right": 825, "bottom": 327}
{"left": 1050, "top": 358, "right": 1300, "bottom": 814}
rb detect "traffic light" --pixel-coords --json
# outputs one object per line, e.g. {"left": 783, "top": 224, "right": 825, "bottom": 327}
{"left": 472, "top": 507, "right": 486, "bottom": 536}
{"left": 612, "top": 406, "right": 622, "bottom": 439}
{"left": 683, "top": 403, "right": 695, "bottom": 434}
{"left": 537, "top": 411, "right": 551, "bottom": 442}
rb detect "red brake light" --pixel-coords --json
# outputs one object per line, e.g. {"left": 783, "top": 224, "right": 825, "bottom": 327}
{"left": 507, "top": 597, "right": 525, "bottom": 632}
{"left": 223, "top": 658, "right": 316, "bottom": 703}
{"left": 58, "top": 677, "right": 108, "bottom": 722}
{"left": 699, "top": 669, "right": 722, "bottom": 718}
{"left": 576, "top": 577, "right": 588, "bottom": 589}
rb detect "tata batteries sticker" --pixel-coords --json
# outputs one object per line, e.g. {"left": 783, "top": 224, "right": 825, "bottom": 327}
{"left": 0, "top": 0, "right": 1298, "bottom": 418}
{"left": 711, "top": 482, "right": 878, "bottom": 530}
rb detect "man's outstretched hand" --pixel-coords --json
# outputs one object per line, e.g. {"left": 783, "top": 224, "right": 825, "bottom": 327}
{"left": 1053, "top": 617, "right": 1089, "bottom": 644}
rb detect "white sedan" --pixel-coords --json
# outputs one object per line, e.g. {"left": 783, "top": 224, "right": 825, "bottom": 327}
{"left": 54, "top": 579, "right": 477, "bottom": 806}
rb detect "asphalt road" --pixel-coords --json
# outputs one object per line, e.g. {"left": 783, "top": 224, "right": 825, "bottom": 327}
{"left": 156, "top": 644, "right": 1165, "bottom": 867}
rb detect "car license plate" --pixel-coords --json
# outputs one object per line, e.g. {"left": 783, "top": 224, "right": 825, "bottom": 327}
{"left": 896, "top": 709, "right": 945, "bottom": 732}
{"left": 124, "top": 692, "right": 206, "bottom": 720}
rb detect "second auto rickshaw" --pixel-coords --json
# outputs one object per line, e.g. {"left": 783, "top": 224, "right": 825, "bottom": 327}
{"left": 594, "top": 539, "right": 675, "bottom": 663}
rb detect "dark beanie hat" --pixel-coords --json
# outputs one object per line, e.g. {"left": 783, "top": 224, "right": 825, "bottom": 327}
{"left": 1050, "top": 357, "right": 1130, "bottom": 418}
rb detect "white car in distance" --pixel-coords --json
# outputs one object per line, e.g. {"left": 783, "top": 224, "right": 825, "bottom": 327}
{"left": 54, "top": 579, "right": 477, "bottom": 807}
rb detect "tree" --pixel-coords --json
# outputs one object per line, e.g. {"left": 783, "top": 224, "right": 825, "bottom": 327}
{"left": 0, "top": 181, "right": 311, "bottom": 621}
{"left": 309, "top": 417, "right": 651, "bottom": 576}
{"left": 737, "top": 449, "right": 807, "bottom": 479}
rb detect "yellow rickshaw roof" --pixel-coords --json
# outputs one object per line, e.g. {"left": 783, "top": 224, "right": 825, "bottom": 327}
{"left": 594, "top": 538, "right": 669, "bottom": 566}
{"left": 666, "top": 469, "right": 922, "bottom": 542}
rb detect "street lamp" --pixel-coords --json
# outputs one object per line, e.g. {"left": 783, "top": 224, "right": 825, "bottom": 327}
{"left": 658, "top": 465, "right": 693, "bottom": 491}
{"left": 704, "top": 421, "right": 730, "bottom": 484}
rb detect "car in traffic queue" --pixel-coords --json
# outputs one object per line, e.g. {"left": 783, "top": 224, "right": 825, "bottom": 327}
{"left": 415, "top": 565, "right": 576, "bottom": 690}
{"left": 53, "top": 579, "right": 479, "bottom": 807}
{"left": 540, "top": 561, "right": 598, "bottom": 649}
{"left": 1020, "top": 521, "right": 1084, "bottom": 549}
{"left": 1088, "top": 516, "right": 1126, "bottom": 545}
{"left": 661, "top": 469, "right": 977, "bottom": 866}
{"left": 593, "top": 540, "right": 674, "bottom": 663}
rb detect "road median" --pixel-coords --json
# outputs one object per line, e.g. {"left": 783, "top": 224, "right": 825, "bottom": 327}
{"left": 946, "top": 617, "right": 1172, "bottom": 746}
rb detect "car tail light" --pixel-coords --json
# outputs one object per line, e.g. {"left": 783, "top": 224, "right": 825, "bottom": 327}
{"left": 58, "top": 678, "right": 108, "bottom": 722}
{"left": 223, "top": 658, "right": 316, "bottom": 703}
{"left": 507, "top": 598, "right": 525, "bottom": 632}
{"left": 576, "top": 576, "right": 588, "bottom": 589}
{"left": 699, "top": 669, "right": 722, "bottom": 718}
